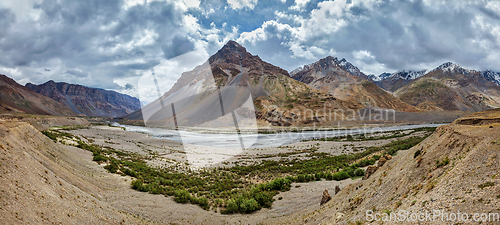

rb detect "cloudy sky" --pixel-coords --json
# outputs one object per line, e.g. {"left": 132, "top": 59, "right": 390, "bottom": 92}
{"left": 1, "top": 0, "right": 500, "bottom": 101}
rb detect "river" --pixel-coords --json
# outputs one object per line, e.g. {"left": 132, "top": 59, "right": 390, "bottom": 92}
{"left": 112, "top": 123, "right": 446, "bottom": 149}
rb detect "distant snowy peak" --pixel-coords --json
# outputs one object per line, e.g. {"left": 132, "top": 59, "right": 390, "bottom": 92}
{"left": 338, "top": 58, "right": 364, "bottom": 77}
{"left": 290, "top": 56, "right": 366, "bottom": 78}
{"left": 378, "top": 72, "right": 392, "bottom": 80}
{"left": 481, "top": 70, "right": 500, "bottom": 86}
{"left": 376, "top": 70, "right": 427, "bottom": 81}
{"left": 391, "top": 70, "right": 428, "bottom": 80}
{"left": 290, "top": 67, "right": 303, "bottom": 76}
{"left": 432, "top": 62, "right": 472, "bottom": 75}
{"left": 368, "top": 74, "right": 381, "bottom": 81}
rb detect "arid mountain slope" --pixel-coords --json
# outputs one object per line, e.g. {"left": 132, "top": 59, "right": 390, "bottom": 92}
{"left": 123, "top": 41, "right": 362, "bottom": 126}
{"left": 291, "top": 109, "right": 500, "bottom": 224}
{"left": 0, "top": 75, "right": 76, "bottom": 116}
{"left": 291, "top": 56, "right": 419, "bottom": 112}
{"left": 395, "top": 63, "right": 500, "bottom": 112}
{"left": 26, "top": 81, "right": 140, "bottom": 117}
{"left": 0, "top": 120, "right": 147, "bottom": 224}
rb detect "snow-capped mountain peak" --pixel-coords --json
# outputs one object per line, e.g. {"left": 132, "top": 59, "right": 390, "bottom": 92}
{"left": 376, "top": 70, "right": 427, "bottom": 81}
{"left": 432, "top": 62, "right": 471, "bottom": 74}
{"left": 481, "top": 70, "right": 500, "bottom": 86}
{"left": 290, "top": 66, "right": 303, "bottom": 76}
{"left": 290, "top": 56, "right": 366, "bottom": 78}
{"left": 390, "top": 70, "right": 428, "bottom": 80}
{"left": 338, "top": 58, "right": 364, "bottom": 77}
{"left": 367, "top": 74, "right": 381, "bottom": 81}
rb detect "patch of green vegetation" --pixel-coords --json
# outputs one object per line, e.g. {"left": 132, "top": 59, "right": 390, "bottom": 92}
{"left": 59, "top": 125, "right": 90, "bottom": 131}
{"left": 435, "top": 156, "right": 450, "bottom": 168}
{"left": 414, "top": 149, "right": 421, "bottom": 158}
{"left": 305, "top": 127, "right": 436, "bottom": 142}
{"left": 478, "top": 182, "right": 495, "bottom": 189}
{"left": 382, "top": 208, "right": 392, "bottom": 215}
{"left": 41, "top": 130, "right": 73, "bottom": 141}
{"left": 41, "top": 129, "right": 427, "bottom": 214}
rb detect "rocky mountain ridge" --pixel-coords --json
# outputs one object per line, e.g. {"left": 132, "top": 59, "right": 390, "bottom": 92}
{"left": 0, "top": 75, "right": 76, "bottom": 116}
{"left": 374, "top": 70, "right": 428, "bottom": 92}
{"left": 481, "top": 70, "right": 500, "bottom": 86}
{"left": 394, "top": 62, "right": 500, "bottom": 111}
{"left": 26, "top": 81, "right": 141, "bottom": 117}
{"left": 123, "top": 41, "right": 362, "bottom": 127}
{"left": 290, "top": 56, "right": 419, "bottom": 112}
{"left": 373, "top": 62, "right": 500, "bottom": 92}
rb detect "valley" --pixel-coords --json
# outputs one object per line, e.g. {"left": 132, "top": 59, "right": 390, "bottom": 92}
{"left": 2, "top": 1, "right": 500, "bottom": 224}
{"left": 2, "top": 109, "right": 499, "bottom": 224}
{"left": 0, "top": 115, "right": 436, "bottom": 224}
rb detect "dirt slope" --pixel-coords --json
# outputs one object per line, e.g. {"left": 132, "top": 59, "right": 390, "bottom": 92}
{"left": 287, "top": 109, "right": 500, "bottom": 224}
{"left": 0, "top": 120, "right": 146, "bottom": 224}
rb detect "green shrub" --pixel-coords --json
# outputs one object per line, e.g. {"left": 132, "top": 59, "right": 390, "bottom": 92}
{"left": 344, "top": 167, "right": 355, "bottom": 177}
{"left": 194, "top": 197, "right": 209, "bottom": 210}
{"left": 251, "top": 191, "right": 274, "bottom": 208}
{"left": 478, "top": 182, "right": 495, "bottom": 189}
{"left": 269, "top": 178, "right": 292, "bottom": 191}
{"left": 239, "top": 198, "right": 260, "bottom": 213}
{"left": 122, "top": 168, "right": 137, "bottom": 177}
{"left": 325, "top": 173, "right": 334, "bottom": 180}
{"left": 131, "top": 179, "right": 143, "bottom": 190}
{"left": 104, "top": 161, "right": 118, "bottom": 173}
{"left": 297, "top": 174, "right": 306, "bottom": 182}
{"left": 314, "top": 173, "right": 322, "bottom": 181}
{"left": 224, "top": 200, "right": 239, "bottom": 214}
{"left": 92, "top": 154, "right": 108, "bottom": 162}
{"left": 414, "top": 150, "right": 421, "bottom": 158}
{"left": 436, "top": 156, "right": 450, "bottom": 168}
{"left": 353, "top": 158, "right": 376, "bottom": 167}
{"left": 332, "top": 171, "right": 350, "bottom": 181}
{"left": 354, "top": 168, "right": 365, "bottom": 177}
{"left": 174, "top": 189, "right": 191, "bottom": 203}
{"left": 149, "top": 184, "right": 163, "bottom": 194}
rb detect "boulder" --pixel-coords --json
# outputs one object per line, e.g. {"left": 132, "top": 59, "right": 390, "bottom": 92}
{"left": 335, "top": 185, "right": 340, "bottom": 195}
{"left": 320, "top": 189, "right": 332, "bottom": 206}
{"left": 363, "top": 165, "right": 378, "bottom": 180}
{"left": 377, "top": 155, "right": 388, "bottom": 167}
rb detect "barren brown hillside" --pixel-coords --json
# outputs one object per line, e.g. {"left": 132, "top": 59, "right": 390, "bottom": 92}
{"left": 287, "top": 109, "right": 500, "bottom": 224}
{"left": 0, "top": 75, "right": 76, "bottom": 116}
